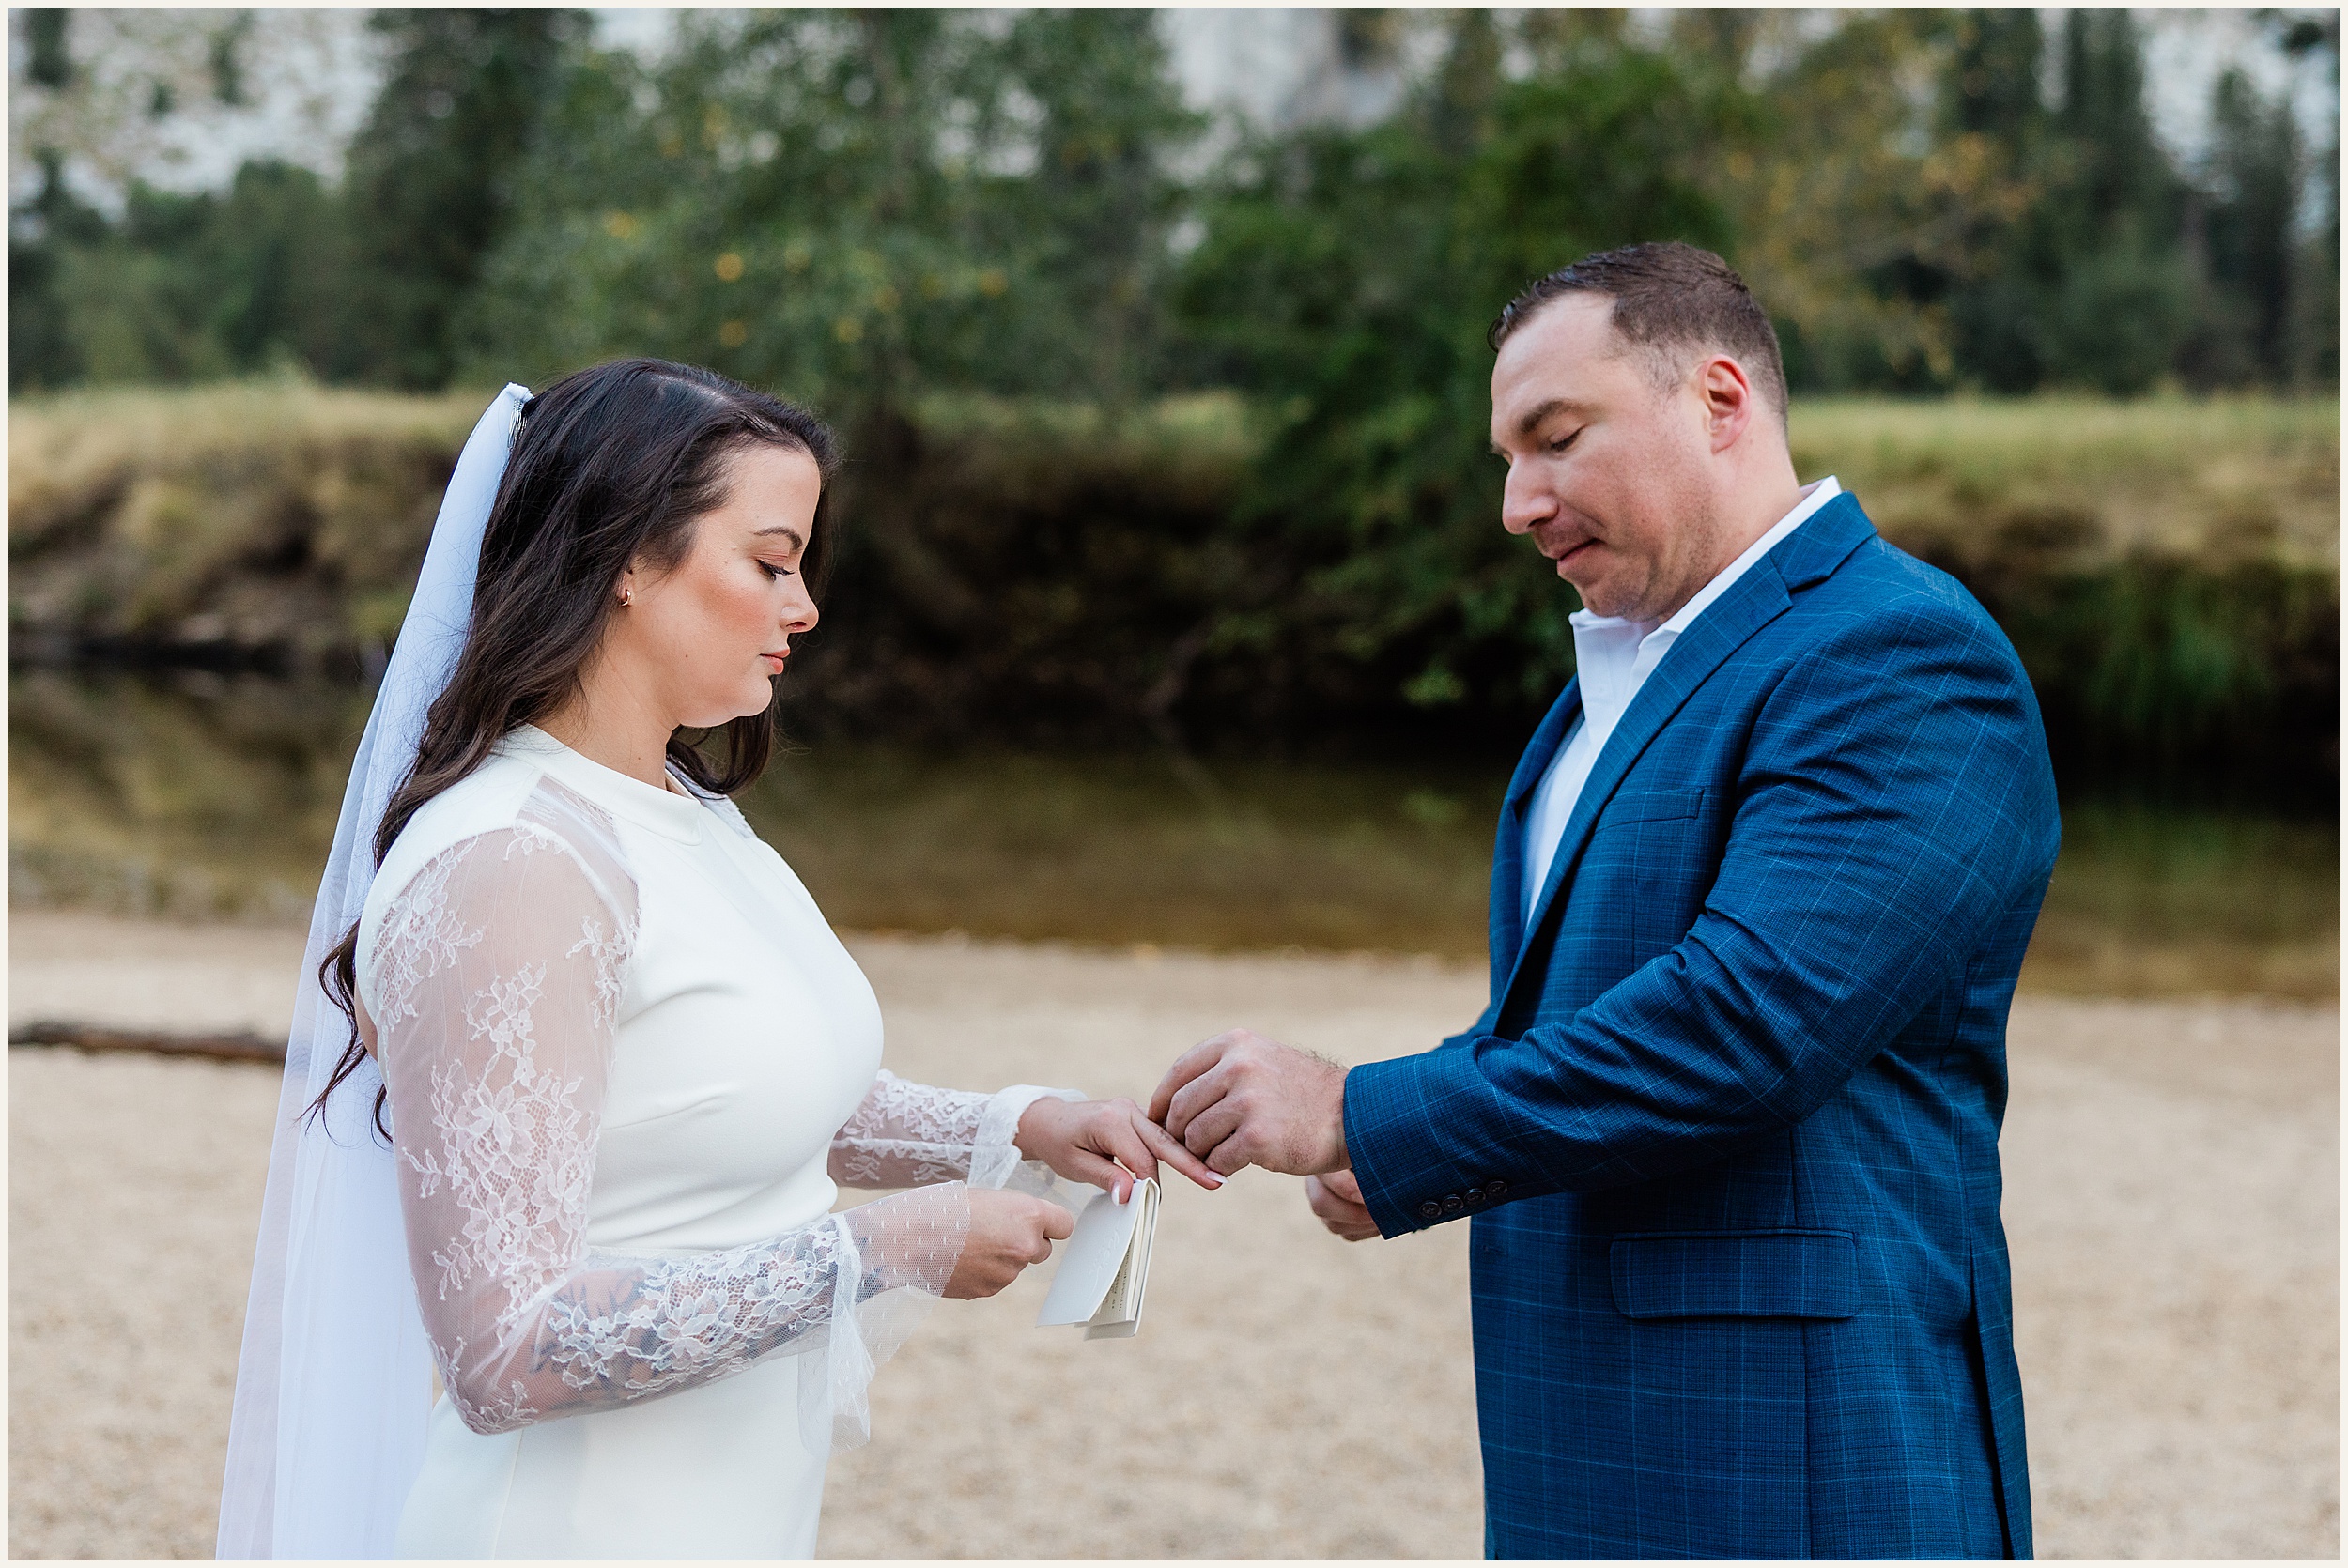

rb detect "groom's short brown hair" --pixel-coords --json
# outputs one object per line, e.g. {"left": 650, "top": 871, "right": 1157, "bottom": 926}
{"left": 1490, "top": 242, "right": 1789, "bottom": 428}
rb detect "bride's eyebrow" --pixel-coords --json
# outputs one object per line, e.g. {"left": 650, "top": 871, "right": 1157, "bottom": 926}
{"left": 751, "top": 525, "right": 805, "bottom": 550}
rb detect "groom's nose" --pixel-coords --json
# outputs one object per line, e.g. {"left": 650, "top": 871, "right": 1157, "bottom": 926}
{"left": 1501, "top": 461, "right": 1558, "bottom": 536}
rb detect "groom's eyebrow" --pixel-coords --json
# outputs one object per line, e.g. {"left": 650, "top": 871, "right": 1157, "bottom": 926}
{"left": 1516, "top": 397, "right": 1589, "bottom": 438}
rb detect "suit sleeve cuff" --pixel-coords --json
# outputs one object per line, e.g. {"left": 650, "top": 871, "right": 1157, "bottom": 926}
{"left": 1343, "top": 1047, "right": 1523, "bottom": 1237}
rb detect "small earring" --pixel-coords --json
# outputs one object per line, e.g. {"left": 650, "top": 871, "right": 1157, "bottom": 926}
{"left": 618, "top": 587, "right": 634, "bottom": 607}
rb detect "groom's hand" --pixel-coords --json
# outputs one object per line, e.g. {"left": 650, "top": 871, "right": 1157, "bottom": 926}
{"left": 1305, "top": 1168, "right": 1380, "bottom": 1241}
{"left": 1148, "top": 1028, "right": 1348, "bottom": 1177}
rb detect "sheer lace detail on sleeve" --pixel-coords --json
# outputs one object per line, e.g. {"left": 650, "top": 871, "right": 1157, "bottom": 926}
{"left": 829, "top": 1069, "right": 1081, "bottom": 1191}
{"left": 367, "top": 778, "right": 968, "bottom": 1441}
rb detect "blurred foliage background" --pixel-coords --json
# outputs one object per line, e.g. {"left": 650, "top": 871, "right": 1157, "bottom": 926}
{"left": 8, "top": 8, "right": 2339, "bottom": 993}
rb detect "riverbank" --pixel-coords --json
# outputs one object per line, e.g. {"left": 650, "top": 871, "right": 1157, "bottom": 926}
{"left": 11, "top": 674, "right": 2340, "bottom": 999}
{"left": 7, "top": 911, "right": 2337, "bottom": 1559}
{"left": 9, "top": 390, "right": 2338, "bottom": 783}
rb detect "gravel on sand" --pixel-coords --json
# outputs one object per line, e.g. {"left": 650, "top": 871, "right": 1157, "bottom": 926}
{"left": 7, "top": 910, "right": 2338, "bottom": 1559}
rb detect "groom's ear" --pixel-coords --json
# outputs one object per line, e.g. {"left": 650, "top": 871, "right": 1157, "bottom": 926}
{"left": 1694, "top": 353, "right": 1763, "bottom": 454}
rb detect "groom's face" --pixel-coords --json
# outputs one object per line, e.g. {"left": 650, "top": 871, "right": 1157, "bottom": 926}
{"left": 1489, "top": 293, "right": 1723, "bottom": 622}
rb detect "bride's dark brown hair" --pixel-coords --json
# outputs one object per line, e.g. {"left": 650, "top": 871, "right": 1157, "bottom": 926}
{"left": 310, "top": 358, "right": 839, "bottom": 1137}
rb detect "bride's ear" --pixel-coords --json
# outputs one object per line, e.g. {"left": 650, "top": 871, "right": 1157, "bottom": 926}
{"left": 615, "top": 568, "right": 638, "bottom": 609}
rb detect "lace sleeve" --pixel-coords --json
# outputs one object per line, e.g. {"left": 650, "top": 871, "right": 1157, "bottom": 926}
{"left": 830, "top": 1069, "right": 1082, "bottom": 1191}
{"left": 368, "top": 805, "right": 967, "bottom": 1442}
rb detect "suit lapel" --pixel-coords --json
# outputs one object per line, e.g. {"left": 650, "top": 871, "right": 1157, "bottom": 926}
{"left": 1501, "top": 495, "right": 1881, "bottom": 1003}
{"left": 1492, "top": 682, "right": 1583, "bottom": 961}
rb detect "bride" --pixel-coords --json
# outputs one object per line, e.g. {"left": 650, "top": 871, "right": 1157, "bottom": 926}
{"left": 217, "top": 360, "right": 1216, "bottom": 1560}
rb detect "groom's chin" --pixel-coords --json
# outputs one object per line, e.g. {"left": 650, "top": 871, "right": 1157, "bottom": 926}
{"left": 1564, "top": 573, "right": 1629, "bottom": 615}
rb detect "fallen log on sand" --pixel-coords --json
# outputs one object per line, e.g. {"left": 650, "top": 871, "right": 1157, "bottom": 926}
{"left": 8, "top": 1021, "right": 282, "bottom": 1064}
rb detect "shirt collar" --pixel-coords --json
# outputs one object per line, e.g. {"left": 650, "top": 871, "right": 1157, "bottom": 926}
{"left": 1566, "top": 476, "right": 1842, "bottom": 647}
{"left": 1659, "top": 475, "right": 1841, "bottom": 636}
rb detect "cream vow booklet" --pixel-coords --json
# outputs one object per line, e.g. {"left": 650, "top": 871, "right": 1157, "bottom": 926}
{"left": 1036, "top": 1178, "right": 1159, "bottom": 1339}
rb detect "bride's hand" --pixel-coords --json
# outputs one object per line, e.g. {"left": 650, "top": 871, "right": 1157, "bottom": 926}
{"left": 944, "top": 1190, "right": 1076, "bottom": 1299}
{"left": 1015, "top": 1095, "right": 1226, "bottom": 1198}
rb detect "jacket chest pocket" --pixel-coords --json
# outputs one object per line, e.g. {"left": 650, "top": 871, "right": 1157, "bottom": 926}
{"left": 1599, "top": 785, "right": 1710, "bottom": 827}
{"left": 1609, "top": 1229, "right": 1859, "bottom": 1320}
{"left": 1584, "top": 786, "right": 1715, "bottom": 954}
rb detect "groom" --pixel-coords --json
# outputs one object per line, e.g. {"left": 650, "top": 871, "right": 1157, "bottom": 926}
{"left": 1152, "top": 243, "right": 2057, "bottom": 1560}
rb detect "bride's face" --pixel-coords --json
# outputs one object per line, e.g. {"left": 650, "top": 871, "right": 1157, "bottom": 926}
{"left": 612, "top": 443, "right": 825, "bottom": 730}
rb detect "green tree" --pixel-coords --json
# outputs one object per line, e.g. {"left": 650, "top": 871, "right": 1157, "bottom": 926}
{"left": 2274, "top": 7, "right": 2340, "bottom": 387}
{"left": 1732, "top": 10, "right": 2034, "bottom": 393}
{"left": 466, "top": 10, "right": 1195, "bottom": 411}
{"left": 1175, "top": 18, "right": 1747, "bottom": 721}
{"left": 8, "top": 155, "right": 342, "bottom": 389}
{"left": 25, "top": 8, "right": 72, "bottom": 87}
{"left": 8, "top": 152, "right": 108, "bottom": 391}
{"left": 2040, "top": 9, "right": 2193, "bottom": 393}
{"left": 985, "top": 10, "right": 1202, "bottom": 408}
{"left": 1933, "top": 8, "right": 2195, "bottom": 395}
{"left": 2186, "top": 69, "right": 2303, "bottom": 387}
{"left": 331, "top": 8, "right": 583, "bottom": 388}
{"left": 462, "top": 9, "right": 1202, "bottom": 664}
{"left": 1943, "top": 8, "right": 2057, "bottom": 392}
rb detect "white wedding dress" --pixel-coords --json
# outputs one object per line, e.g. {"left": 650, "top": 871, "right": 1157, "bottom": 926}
{"left": 357, "top": 725, "right": 1072, "bottom": 1559}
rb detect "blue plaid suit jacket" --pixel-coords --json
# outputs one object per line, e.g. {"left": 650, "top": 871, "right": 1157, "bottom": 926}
{"left": 1345, "top": 494, "right": 2055, "bottom": 1560}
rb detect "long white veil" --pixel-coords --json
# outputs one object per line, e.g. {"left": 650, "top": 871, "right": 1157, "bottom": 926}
{"left": 216, "top": 385, "right": 531, "bottom": 1560}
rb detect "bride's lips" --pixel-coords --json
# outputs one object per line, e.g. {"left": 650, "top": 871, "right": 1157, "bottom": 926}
{"left": 760, "top": 650, "right": 788, "bottom": 672}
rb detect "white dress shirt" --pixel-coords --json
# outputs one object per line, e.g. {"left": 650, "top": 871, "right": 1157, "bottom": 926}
{"left": 1520, "top": 477, "right": 1843, "bottom": 920}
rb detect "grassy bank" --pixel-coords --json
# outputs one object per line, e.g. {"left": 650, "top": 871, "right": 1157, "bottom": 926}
{"left": 8, "top": 671, "right": 2335, "bottom": 1001}
{"left": 1791, "top": 396, "right": 2340, "bottom": 569}
{"left": 8, "top": 385, "right": 2337, "bottom": 792}
{"left": 14, "top": 389, "right": 2332, "bottom": 583}
{"left": 8, "top": 384, "right": 488, "bottom": 659}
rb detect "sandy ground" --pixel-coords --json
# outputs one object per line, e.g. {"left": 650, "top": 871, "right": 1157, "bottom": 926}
{"left": 7, "top": 909, "right": 2339, "bottom": 1560}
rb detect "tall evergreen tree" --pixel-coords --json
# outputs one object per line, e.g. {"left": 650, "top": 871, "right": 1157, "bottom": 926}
{"left": 8, "top": 152, "right": 106, "bottom": 391}
{"left": 2278, "top": 8, "right": 2341, "bottom": 385}
{"left": 1940, "top": 8, "right": 2195, "bottom": 394}
{"left": 2199, "top": 69, "right": 2303, "bottom": 384}
{"left": 1945, "top": 9, "right": 2053, "bottom": 392}
{"left": 332, "top": 8, "right": 582, "bottom": 388}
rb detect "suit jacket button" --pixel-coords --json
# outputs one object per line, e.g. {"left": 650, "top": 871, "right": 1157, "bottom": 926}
{"left": 1417, "top": 1200, "right": 1443, "bottom": 1220}
{"left": 1464, "top": 1187, "right": 1484, "bottom": 1205}
{"left": 1443, "top": 1194, "right": 1463, "bottom": 1214}
{"left": 1486, "top": 1177, "right": 1508, "bottom": 1199}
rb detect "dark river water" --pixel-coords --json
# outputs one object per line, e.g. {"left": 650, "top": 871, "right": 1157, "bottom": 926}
{"left": 8, "top": 669, "right": 2337, "bottom": 999}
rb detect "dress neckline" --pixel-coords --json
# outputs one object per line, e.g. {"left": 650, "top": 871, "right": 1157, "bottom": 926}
{"left": 499, "top": 724, "right": 709, "bottom": 845}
